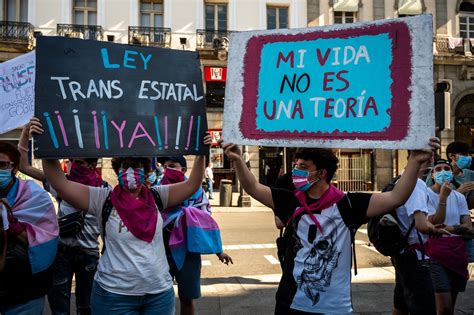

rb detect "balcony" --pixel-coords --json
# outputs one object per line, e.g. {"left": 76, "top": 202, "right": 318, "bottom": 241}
{"left": 57, "top": 24, "right": 103, "bottom": 41}
{"left": 196, "top": 29, "right": 230, "bottom": 50}
{"left": 128, "top": 26, "right": 171, "bottom": 47}
{"left": 0, "top": 21, "right": 34, "bottom": 51}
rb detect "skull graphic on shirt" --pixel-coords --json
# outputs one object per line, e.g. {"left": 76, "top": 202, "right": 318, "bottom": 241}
{"left": 296, "top": 215, "right": 340, "bottom": 306}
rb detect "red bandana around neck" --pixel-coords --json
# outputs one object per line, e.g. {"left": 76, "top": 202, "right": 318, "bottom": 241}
{"left": 288, "top": 184, "right": 345, "bottom": 232}
{"left": 110, "top": 185, "right": 158, "bottom": 243}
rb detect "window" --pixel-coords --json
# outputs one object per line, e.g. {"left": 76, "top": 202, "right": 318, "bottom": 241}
{"left": 205, "top": 3, "right": 227, "bottom": 31}
{"left": 205, "top": 82, "right": 225, "bottom": 108}
{"left": 73, "top": 0, "right": 97, "bottom": 25}
{"left": 140, "top": 0, "right": 163, "bottom": 28}
{"left": 334, "top": 11, "right": 356, "bottom": 24}
{"left": 4, "top": 0, "right": 28, "bottom": 22}
{"left": 460, "top": 1, "right": 474, "bottom": 39}
{"left": 267, "top": 6, "right": 288, "bottom": 30}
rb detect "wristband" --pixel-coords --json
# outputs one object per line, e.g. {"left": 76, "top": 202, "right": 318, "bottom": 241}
{"left": 17, "top": 144, "right": 29, "bottom": 152}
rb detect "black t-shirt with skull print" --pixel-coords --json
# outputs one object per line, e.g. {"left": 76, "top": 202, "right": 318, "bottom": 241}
{"left": 271, "top": 187, "right": 372, "bottom": 314}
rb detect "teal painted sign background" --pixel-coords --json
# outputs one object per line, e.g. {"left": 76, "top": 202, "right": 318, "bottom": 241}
{"left": 256, "top": 34, "right": 393, "bottom": 133}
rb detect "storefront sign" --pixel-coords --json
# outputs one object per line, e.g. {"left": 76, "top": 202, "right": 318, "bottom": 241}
{"left": 223, "top": 15, "right": 434, "bottom": 149}
{"left": 0, "top": 51, "right": 35, "bottom": 134}
{"left": 34, "top": 36, "right": 208, "bottom": 158}
{"left": 210, "top": 129, "right": 222, "bottom": 146}
{"left": 204, "top": 66, "right": 227, "bottom": 82}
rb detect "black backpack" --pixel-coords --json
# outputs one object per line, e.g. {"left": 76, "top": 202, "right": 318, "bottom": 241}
{"left": 367, "top": 176, "right": 415, "bottom": 257}
{"left": 100, "top": 187, "right": 163, "bottom": 254}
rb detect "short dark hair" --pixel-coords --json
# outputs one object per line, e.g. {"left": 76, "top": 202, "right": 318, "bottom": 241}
{"left": 446, "top": 141, "right": 471, "bottom": 162}
{"left": 294, "top": 148, "right": 338, "bottom": 183}
{"left": 111, "top": 157, "right": 152, "bottom": 175}
{"left": 156, "top": 156, "right": 187, "bottom": 168}
{"left": 0, "top": 142, "right": 20, "bottom": 170}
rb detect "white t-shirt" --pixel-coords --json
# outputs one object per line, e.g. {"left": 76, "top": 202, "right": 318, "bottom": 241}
{"left": 395, "top": 179, "right": 432, "bottom": 258}
{"left": 427, "top": 188, "right": 470, "bottom": 226}
{"left": 88, "top": 185, "right": 173, "bottom": 295}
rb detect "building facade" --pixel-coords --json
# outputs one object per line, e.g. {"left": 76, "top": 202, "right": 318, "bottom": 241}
{"left": 1, "top": 0, "right": 472, "bottom": 194}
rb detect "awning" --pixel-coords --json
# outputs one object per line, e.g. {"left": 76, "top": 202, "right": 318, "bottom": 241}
{"left": 398, "top": 0, "right": 423, "bottom": 15}
{"left": 333, "top": 0, "right": 359, "bottom": 12}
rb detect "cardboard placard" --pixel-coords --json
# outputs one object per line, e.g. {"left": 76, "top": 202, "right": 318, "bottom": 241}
{"left": 35, "top": 36, "right": 208, "bottom": 158}
{"left": 223, "top": 15, "right": 434, "bottom": 149}
{"left": 0, "top": 51, "right": 35, "bottom": 134}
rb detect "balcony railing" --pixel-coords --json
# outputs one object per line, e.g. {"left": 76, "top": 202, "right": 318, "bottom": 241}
{"left": 0, "top": 21, "right": 34, "bottom": 44}
{"left": 434, "top": 35, "right": 471, "bottom": 56}
{"left": 196, "top": 29, "right": 231, "bottom": 49}
{"left": 57, "top": 24, "right": 103, "bottom": 41}
{"left": 128, "top": 26, "right": 171, "bottom": 47}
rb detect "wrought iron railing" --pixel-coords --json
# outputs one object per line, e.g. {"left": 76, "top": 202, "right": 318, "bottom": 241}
{"left": 128, "top": 26, "right": 171, "bottom": 47}
{"left": 196, "top": 29, "right": 231, "bottom": 49}
{"left": 57, "top": 24, "right": 103, "bottom": 41}
{"left": 0, "top": 21, "right": 34, "bottom": 44}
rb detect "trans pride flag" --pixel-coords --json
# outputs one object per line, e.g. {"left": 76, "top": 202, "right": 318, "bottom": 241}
{"left": 161, "top": 186, "right": 222, "bottom": 270}
{"left": 3, "top": 178, "right": 59, "bottom": 273}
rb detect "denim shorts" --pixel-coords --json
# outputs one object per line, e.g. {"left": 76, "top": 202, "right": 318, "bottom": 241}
{"left": 430, "top": 260, "right": 467, "bottom": 293}
{"left": 90, "top": 281, "right": 175, "bottom": 315}
{"left": 168, "top": 252, "right": 202, "bottom": 300}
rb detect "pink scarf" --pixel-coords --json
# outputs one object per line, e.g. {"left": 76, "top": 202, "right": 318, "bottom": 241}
{"left": 110, "top": 185, "right": 158, "bottom": 243}
{"left": 68, "top": 162, "right": 102, "bottom": 187}
{"left": 288, "top": 185, "right": 345, "bottom": 232}
{"left": 426, "top": 236, "right": 469, "bottom": 280}
{"left": 160, "top": 168, "right": 185, "bottom": 185}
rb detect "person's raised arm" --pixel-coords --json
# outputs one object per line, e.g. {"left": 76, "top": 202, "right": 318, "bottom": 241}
{"left": 429, "top": 182, "right": 451, "bottom": 225}
{"left": 222, "top": 143, "right": 274, "bottom": 209}
{"left": 42, "top": 159, "right": 90, "bottom": 212}
{"left": 18, "top": 119, "right": 46, "bottom": 181}
{"left": 366, "top": 137, "right": 440, "bottom": 218}
{"left": 32, "top": 117, "right": 91, "bottom": 212}
{"left": 165, "top": 134, "right": 211, "bottom": 207}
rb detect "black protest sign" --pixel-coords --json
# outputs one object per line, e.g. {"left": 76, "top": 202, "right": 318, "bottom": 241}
{"left": 34, "top": 36, "right": 208, "bottom": 158}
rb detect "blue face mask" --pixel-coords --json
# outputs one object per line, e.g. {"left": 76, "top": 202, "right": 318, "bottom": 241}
{"left": 433, "top": 170, "right": 453, "bottom": 185}
{"left": 0, "top": 169, "right": 13, "bottom": 189}
{"left": 456, "top": 155, "right": 472, "bottom": 170}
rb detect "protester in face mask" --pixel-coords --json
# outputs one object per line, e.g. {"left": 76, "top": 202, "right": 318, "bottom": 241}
{"left": 222, "top": 138, "right": 440, "bottom": 314}
{"left": 32, "top": 118, "right": 211, "bottom": 315}
{"left": 0, "top": 142, "right": 59, "bottom": 315}
{"left": 426, "top": 141, "right": 474, "bottom": 207}
{"left": 157, "top": 156, "right": 232, "bottom": 315}
{"left": 426, "top": 159, "right": 472, "bottom": 315}
{"left": 145, "top": 169, "right": 158, "bottom": 188}
{"left": 18, "top": 120, "right": 107, "bottom": 315}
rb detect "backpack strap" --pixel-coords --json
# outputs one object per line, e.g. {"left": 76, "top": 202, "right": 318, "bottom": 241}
{"left": 100, "top": 192, "right": 113, "bottom": 255}
{"left": 338, "top": 194, "right": 359, "bottom": 275}
{"left": 149, "top": 188, "right": 163, "bottom": 211}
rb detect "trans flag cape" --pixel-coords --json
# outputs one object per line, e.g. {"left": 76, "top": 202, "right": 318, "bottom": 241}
{"left": 161, "top": 186, "right": 222, "bottom": 270}
{"left": 2, "top": 178, "right": 59, "bottom": 273}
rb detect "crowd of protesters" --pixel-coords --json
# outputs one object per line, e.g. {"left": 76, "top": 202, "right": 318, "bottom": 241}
{"left": 0, "top": 116, "right": 473, "bottom": 315}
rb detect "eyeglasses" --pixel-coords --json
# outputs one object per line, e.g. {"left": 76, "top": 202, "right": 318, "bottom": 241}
{"left": 434, "top": 166, "right": 451, "bottom": 172}
{"left": 0, "top": 161, "right": 14, "bottom": 170}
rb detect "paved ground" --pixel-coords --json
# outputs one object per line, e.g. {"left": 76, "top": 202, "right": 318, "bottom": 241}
{"left": 43, "top": 193, "right": 474, "bottom": 314}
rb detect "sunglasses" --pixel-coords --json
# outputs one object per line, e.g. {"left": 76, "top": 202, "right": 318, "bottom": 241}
{"left": 0, "top": 161, "right": 14, "bottom": 170}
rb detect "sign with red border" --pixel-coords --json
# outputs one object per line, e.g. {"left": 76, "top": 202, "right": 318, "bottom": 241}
{"left": 223, "top": 15, "right": 434, "bottom": 149}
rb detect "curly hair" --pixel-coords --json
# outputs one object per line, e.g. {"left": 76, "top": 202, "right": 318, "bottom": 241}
{"left": 0, "top": 142, "right": 20, "bottom": 171}
{"left": 294, "top": 148, "right": 338, "bottom": 183}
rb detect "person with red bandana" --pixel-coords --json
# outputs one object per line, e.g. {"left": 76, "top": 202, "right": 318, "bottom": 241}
{"left": 18, "top": 120, "right": 108, "bottom": 315}
{"left": 30, "top": 117, "right": 212, "bottom": 315}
